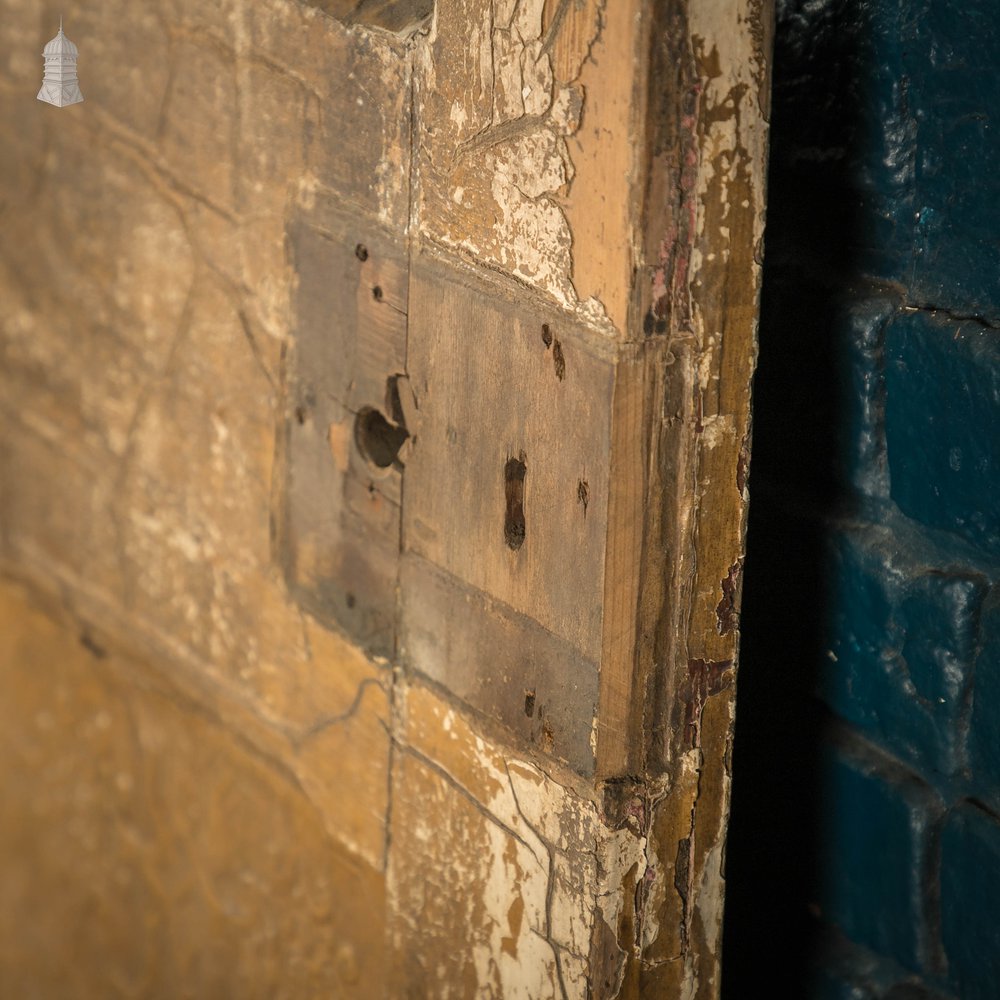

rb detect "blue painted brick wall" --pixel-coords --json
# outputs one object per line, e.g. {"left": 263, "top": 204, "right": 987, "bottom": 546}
{"left": 939, "top": 804, "right": 1000, "bottom": 1000}
{"left": 816, "top": 740, "right": 938, "bottom": 971}
{"left": 885, "top": 311, "right": 1000, "bottom": 556}
{"left": 905, "top": 3, "right": 1000, "bottom": 322}
{"left": 969, "top": 590, "right": 1000, "bottom": 813}
{"left": 723, "top": 0, "right": 1000, "bottom": 996}
{"left": 821, "top": 522, "right": 986, "bottom": 778}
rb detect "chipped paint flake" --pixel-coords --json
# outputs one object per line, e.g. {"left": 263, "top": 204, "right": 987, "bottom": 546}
{"left": 416, "top": 0, "right": 618, "bottom": 333}
{"left": 390, "top": 683, "right": 649, "bottom": 998}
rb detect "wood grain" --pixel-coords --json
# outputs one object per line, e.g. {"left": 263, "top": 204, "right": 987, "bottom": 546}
{"left": 280, "top": 197, "right": 409, "bottom": 659}
{"left": 401, "top": 247, "right": 617, "bottom": 772}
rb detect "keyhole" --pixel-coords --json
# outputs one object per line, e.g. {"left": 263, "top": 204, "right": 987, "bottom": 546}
{"left": 504, "top": 455, "right": 526, "bottom": 550}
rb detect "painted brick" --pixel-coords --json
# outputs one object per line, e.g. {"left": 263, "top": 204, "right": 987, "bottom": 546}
{"left": 969, "top": 588, "right": 1000, "bottom": 812}
{"left": 771, "top": 0, "right": 1000, "bottom": 314}
{"left": 939, "top": 803, "right": 1000, "bottom": 1000}
{"left": 809, "top": 966, "right": 879, "bottom": 1000}
{"left": 805, "top": 926, "right": 941, "bottom": 1000}
{"left": 782, "top": 0, "right": 1000, "bottom": 315}
{"left": 766, "top": 0, "right": 915, "bottom": 285}
{"left": 816, "top": 739, "right": 936, "bottom": 972}
{"left": 905, "top": 0, "right": 1000, "bottom": 322}
{"left": 832, "top": 298, "right": 893, "bottom": 499}
{"left": 750, "top": 282, "right": 893, "bottom": 500}
{"left": 885, "top": 310, "right": 1000, "bottom": 556}
{"left": 883, "top": 983, "right": 954, "bottom": 1000}
{"left": 728, "top": 0, "right": 1000, "bottom": 995}
{"left": 840, "top": 0, "right": 919, "bottom": 285}
{"left": 821, "top": 523, "right": 986, "bottom": 777}
{"left": 807, "top": 932, "right": 957, "bottom": 1000}
{"left": 806, "top": 946, "right": 887, "bottom": 1000}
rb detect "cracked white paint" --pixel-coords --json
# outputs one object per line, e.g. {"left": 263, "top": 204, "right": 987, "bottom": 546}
{"left": 674, "top": 7, "right": 768, "bottom": 995}
{"left": 415, "top": 0, "right": 615, "bottom": 332}
{"left": 686, "top": 0, "right": 770, "bottom": 347}
{"left": 597, "top": 823, "right": 647, "bottom": 938}
{"left": 393, "top": 685, "right": 645, "bottom": 998}
{"left": 699, "top": 413, "right": 735, "bottom": 450}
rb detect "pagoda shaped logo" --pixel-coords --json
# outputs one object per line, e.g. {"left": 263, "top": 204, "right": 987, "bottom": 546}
{"left": 37, "top": 19, "right": 83, "bottom": 108}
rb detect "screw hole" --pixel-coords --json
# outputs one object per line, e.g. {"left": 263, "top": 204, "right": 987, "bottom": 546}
{"left": 504, "top": 454, "right": 526, "bottom": 550}
{"left": 354, "top": 407, "right": 408, "bottom": 470}
{"left": 372, "top": 285, "right": 383, "bottom": 301}
{"left": 355, "top": 243, "right": 369, "bottom": 262}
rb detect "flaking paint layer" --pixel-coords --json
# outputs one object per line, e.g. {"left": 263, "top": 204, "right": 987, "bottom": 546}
{"left": 414, "top": 0, "right": 641, "bottom": 334}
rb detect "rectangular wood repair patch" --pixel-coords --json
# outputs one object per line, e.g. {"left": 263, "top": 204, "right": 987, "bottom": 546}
{"left": 280, "top": 215, "right": 619, "bottom": 773}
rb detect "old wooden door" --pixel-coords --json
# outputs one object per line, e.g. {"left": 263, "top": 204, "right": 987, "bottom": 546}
{"left": 0, "top": 0, "right": 769, "bottom": 996}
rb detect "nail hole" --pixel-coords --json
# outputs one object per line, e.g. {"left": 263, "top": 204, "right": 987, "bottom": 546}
{"left": 541, "top": 323, "right": 553, "bottom": 348}
{"left": 79, "top": 631, "right": 107, "bottom": 659}
{"left": 346, "top": 592, "right": 357, "bottom": 609}
{"left": 295, "top": 405, "right": 307, "bottom": 425}
{"left": 504, "top": 454, "right": 526, "bottom": 550}
{"left": 354, "top": 407, "right": 408, "bottom": 470}
{"left": 372, "top": 285, "right": 383, "bottom": 301}
{"left": 577, "top": 479, "right": 589, "bottom": 516}
{"left": 524, "top": 690, "right": 536, "bottom": 717}
{"left": 355, "top": 243, "right": 369, "bottom": 262}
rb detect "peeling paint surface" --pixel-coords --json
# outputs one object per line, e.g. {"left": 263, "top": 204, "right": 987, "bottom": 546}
{"left": 0, "top": 0, "right": 768, "bottom": 996}
{"left": 634, "top": 0, "right": 769, "bottom": 996}
{"left": 385, "top": 685, "right": 650, "bottom": 998}
{"left": 414, "top": 0, "right": 639, "bottom": 334}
